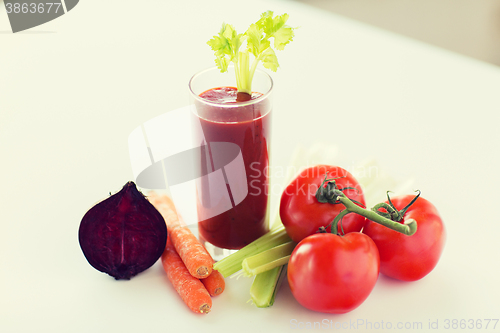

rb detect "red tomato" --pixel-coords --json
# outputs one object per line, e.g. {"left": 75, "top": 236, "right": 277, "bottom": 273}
{"left": 287, "top": 232, "right": 380, "bottom": 313}
{"left": 280, "top": 165, "right": 366, "bottom": 243}
{"left": 362, "top": 195, "right": 446, "bottom": 281}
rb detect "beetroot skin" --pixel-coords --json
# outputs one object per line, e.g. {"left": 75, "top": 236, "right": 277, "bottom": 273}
{"left": 79, "top": 182, "right": 167, "bottom": 280}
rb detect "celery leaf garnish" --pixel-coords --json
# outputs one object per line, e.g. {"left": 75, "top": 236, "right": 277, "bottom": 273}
{"left": 207, "top": 11, "right": 295, "bottom": 95}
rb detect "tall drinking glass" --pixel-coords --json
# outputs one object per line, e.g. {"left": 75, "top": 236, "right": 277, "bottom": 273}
{"left": 189, "top": 66, "right": 273, "bottom": 260}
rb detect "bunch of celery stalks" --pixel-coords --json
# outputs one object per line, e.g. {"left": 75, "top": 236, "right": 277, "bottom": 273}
{"left": 213, "top": 143, "right": 414, "bottom": 307}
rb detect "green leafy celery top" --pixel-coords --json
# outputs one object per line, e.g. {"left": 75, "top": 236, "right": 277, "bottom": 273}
{"left": 207, "top": 11, "right": 295, "bottom": 95}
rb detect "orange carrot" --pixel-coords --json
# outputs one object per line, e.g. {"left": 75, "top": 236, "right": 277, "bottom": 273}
{"left": 161, "top": 238, "right": 212, "bottom": 314}
{"left": 201, "top": 269, "right": 225, "bottom": 296}
{"left": 198, "top": 243, "right": 226, "bottom": 296}
{"left": 149, "top": 192, "right": 213, "bottom": 279}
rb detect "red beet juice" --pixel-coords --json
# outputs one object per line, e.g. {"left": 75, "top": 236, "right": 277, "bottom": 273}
{"left": 194, "top": 87, "right": 271, "bottom": 249}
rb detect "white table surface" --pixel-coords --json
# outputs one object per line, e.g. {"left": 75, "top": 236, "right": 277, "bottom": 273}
{"left": 2, "top": 0, "right": 500, "bottom": 332}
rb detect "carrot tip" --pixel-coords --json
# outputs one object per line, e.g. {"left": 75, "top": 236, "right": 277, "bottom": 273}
{"left": 199, "top": 304, "right": 211, "bottom": 314}
{"left": 197, "top": 266, "right": 210, "bottom": 278}
{"left": 212, "top": 287, "right": 222, "bottom": 296}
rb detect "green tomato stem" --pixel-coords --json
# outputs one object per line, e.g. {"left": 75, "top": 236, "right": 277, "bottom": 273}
{"left": 333, "top": 190, "right": 417, "bottom": 236}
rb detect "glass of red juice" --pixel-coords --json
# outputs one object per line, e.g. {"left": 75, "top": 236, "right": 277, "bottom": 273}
{"left": 189, "top": 66, "right": 273, "bottom": 260}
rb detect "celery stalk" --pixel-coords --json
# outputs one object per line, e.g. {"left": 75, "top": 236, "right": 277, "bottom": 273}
{"left": 250, "top": 265, "right": 287, "bottom": 308}
{"left": 248, "top": 143, "right": 339, "bottom": 307}
{"left": 213, "top": 226, "right": 291, "bottom": 277}
{"left": 242, "top": 241, "right": 295, "bottom": 276}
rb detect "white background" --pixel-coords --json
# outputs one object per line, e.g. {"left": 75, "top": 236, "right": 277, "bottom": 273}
{"left": 1, "top": 0, "right": 499, "bottom": 332}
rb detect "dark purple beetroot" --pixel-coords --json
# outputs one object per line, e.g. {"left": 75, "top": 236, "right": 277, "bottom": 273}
{"left": 79, "top": 182, "right": 167, "bottom": 280}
